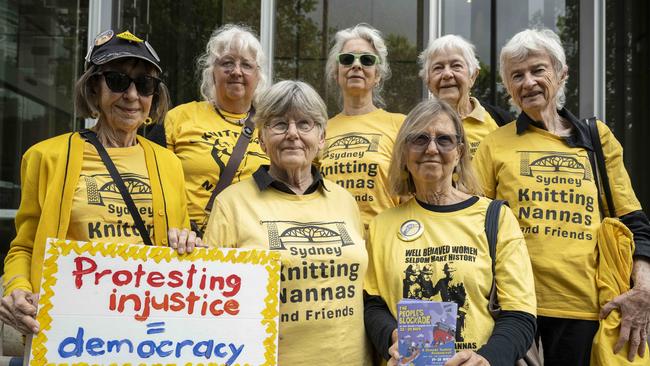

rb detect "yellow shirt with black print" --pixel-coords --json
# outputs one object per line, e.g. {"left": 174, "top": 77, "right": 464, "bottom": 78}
{"left": 68, "top": 143, "right": 154, "bottom": 244}
{"left": 203, "top": 177, "right": 371, "bottom": 365}
{"left": 473, "top": 118, "right": 641, "bottom": 319}
{"left": 164, "top": 100, "right": 269, "bottom": 231}
{"left": 365, "top": 196, "right": 536, "bottom": 352}
{"left": 319, "top": 109, "right": 405, "bottom": 227}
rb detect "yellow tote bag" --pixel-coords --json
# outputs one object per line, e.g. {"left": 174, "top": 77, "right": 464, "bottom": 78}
{"left": 590, "top": 217, "right": 649, "bottom": 366}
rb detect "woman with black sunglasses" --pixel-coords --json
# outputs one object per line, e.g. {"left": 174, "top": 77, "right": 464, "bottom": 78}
{"left": 364, "top": 98, "right": 536, "bottom": 366}
{"left": 1, "top": 30, "right": 200, "bottom": 335}
{"left": 320, "top": 23, "right": 405, "bottom": 228}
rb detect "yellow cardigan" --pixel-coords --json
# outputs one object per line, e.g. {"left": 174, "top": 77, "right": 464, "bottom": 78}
{"left": 3, "top": 132, "right": 190, "bottom": 295}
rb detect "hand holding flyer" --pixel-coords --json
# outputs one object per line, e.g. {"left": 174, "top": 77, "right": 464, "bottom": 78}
{"left": 397, "top": 299, "right": 457, "bottom": 366}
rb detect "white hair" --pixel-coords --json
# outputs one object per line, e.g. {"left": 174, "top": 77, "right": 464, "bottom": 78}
{"left": 325, "top": 23, "right": 391, "bottom": 108}
{"left": 418, "top": 34, "right": 480, "bottom": 85}
{"left": 197, "top": 24, "right": 268, "bottom": 104}
{"left": 499, "top": 28, "right": 567, "bottom": 109}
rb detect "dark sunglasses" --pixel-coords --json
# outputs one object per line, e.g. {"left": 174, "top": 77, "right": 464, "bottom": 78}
{"left": 96, "top": 71, "right": 161, "bottom": 96}
{"left": 407, "top": 133, "right": 461, "bottom": 153}
{"left": 337, "top": 53, "right": 380, "bottom": 67}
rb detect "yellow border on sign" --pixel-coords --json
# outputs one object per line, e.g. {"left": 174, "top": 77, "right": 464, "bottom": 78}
{"left": 32, "top": 239, "right": 280, "bottom": 366}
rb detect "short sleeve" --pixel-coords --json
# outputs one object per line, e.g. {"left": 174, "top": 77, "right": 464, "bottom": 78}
{"left": 163, "top": 107, "right": 181, "bottom": 151}
{"left": 202, "top": 200, "right": 238, "bottom": 248}
{"left": 473, "top": 136, "right": 497, "bottom": 199}
{"left": 363, "top": 218, "right": 381, "bottom": 296}
{"left": 494, "top": 205, "right": 537, "bottom": 315}
{"left": 597, "top": 120, "right": 641, "bottom": 216}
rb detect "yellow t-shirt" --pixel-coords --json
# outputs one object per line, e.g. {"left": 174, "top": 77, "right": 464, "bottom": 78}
{"left": 473, "top": 120, "right": 641, "bottom": 319}
{"left": 203, "top": 178, "right": 371, "bottom": 365}
{"left": 68, "top": 143, "right": 154, "bottom": 244}
{"left": 464, "top": 97, "right": 501, "bottom": 158}
{"left": 365, "top": 197, "right": 536, "bottom": 352}
{"left": 319, "top": 108, "right": 405, "bottom": 226}
{"left": 164, "top": 101, "right": 269, "bottom": 230}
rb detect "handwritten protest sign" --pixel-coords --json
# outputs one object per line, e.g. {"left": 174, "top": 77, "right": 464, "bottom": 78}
{"left": 28, "top": 238, "right": 280, "bottom": 365}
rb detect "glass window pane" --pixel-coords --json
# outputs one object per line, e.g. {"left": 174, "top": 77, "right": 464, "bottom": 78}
{"left": 496, "top": 0, "right": 579, "bottom": 112}
{"left": 441, "top": 0, "right": 579, "bottom": 113}
{"left": 0, "top": 0, "right": 88, "bottom": 265}
{"left": 442, "top": 0, "right": 493, "bottom": 103}
{"left": 114, "top": 0, "right": 261, "bottom": 106}
{"left": 273, "top": 0, "right": 426, "bottom": 116}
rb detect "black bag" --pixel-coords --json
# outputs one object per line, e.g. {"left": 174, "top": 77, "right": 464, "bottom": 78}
{"left": 485, "top": 199, "right": 543, "bottom": 366}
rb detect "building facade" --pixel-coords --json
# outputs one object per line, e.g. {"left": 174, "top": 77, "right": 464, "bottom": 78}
{"left": 1, "top": 0, "right": 648, "bottom": 260}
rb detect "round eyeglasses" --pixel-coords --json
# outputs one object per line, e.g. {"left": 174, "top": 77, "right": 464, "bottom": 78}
{"left": 265, "top": 119, "right": 317, "bottom": 135}
{"left": 216, "top": 58, "right": 259, "bottom": 75}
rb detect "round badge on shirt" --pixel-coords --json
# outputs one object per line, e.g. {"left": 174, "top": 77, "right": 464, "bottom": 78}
{"left": 398, "top": 219, "right": 424, "bottom": 241}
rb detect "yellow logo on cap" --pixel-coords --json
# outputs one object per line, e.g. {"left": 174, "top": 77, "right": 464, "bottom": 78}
{"left": 116, "top": 30, "right": 143, "bottom": 43}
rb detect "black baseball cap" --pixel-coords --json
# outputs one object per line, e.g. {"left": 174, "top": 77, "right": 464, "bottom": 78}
{"left": 85, "top": 30, "right": 161, "bottom": 73}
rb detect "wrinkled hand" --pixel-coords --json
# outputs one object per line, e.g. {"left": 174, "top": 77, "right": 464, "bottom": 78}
{"left": 0, "top": 289, "right": 39, "bottom": 334}
{"left": 445, "top": 350, "right": 490, "bottom": 366}
{"left": 600, "top": 286, "right": 650, "bottom": 361}
{"left": 387, "top": 328, "right": 400, "bottom": 366}
{"left": 168, "top": 228, "right": 206, "bottom": 254}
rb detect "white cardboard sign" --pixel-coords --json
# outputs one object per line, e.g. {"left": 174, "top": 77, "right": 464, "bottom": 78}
{"left": 28, "top": 239, "right": 280, "bottom": 366}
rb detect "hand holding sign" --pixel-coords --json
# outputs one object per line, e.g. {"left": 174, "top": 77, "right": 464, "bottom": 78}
{"left": 0, "top": 289, "right": 39, "bottom": 334}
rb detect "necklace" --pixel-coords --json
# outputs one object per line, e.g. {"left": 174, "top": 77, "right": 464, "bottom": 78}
{"left": 213, "top": 104, "right": 250, "bottom": 125}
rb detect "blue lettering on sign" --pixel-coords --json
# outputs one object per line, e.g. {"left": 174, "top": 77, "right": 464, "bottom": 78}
{"left": 56, "top": 322, "right": 245, "bottom": 364}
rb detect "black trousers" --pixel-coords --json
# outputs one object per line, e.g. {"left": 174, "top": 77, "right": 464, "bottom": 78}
{"left": 537, "top": 316, "right": 599, "bottom": 366}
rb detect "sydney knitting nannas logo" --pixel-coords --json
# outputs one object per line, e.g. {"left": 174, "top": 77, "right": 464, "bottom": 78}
{"left": 322, "top": 132, "right": 381, "bottom": 160}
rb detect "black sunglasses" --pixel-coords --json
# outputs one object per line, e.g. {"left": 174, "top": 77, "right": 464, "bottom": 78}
{"left": 96, "top": 71, "right": 161, "bottom": 96}
{"left": 407, "top": 133, "right": 462, "bottom": 153}
{"left": 337, "top": 53, "right": 380, "bottom": 67}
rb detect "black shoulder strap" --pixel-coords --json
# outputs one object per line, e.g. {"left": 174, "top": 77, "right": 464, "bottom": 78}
{"left": 79, "top": 129, "right": 154, "bottom": 246}
{"left": 586, "top": 117, "right": 616, "bottom": 217}
{"left": 205, "top": 109, "right": 256, "bottom": 212}
{"left": 486, "top": 199, "right": 508, "bottom": 317}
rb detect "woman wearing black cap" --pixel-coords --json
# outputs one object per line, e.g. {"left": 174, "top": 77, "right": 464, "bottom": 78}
{"left": 0, "top": 30, "right": 200, "bottom": 335}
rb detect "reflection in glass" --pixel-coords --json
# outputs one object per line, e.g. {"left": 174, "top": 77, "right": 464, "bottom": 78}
{"left": 115, "top": 0, "right": 261, "bottom": 106}
{"left": 273, "top": 0, "right": 426, "bottom": 116}
{"left": 0, "top": 0, "right": 88, "bottom": 267}
{"left": 441, "top": 0, "right": 579, "bottom": 113}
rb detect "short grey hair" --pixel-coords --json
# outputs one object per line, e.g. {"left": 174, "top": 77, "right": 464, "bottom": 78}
{"left": 197, "top": 24, "right": 268, "bottom": 104}
{"left": 499, "top": 28, "right": 567, "bottom": 109}
{"left": 418, "top": 34, "right": 480, "bottom": 85}
{"left": 325, "top": 23, "right": 391, "bottom": 108}
{"left": 388, "top": 98, "right": 482, "bottom": 197}
{"left": 255, "top": 80, "right": 328, "bottom": 132}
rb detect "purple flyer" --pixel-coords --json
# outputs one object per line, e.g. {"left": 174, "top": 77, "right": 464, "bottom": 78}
{"left": 397, "top": 299, "right": 457, "bottom": 366}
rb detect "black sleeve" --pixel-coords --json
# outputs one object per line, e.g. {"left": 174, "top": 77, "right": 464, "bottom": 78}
{"left": 141, "top": 123, "right": 167, "bottom": 148}
{"left": 620, "top": 210, "right": 650, "bottom": 259}
{"left": 475, "top": 310, "right": 536, "bottom": 366}
{"left": 364, "top": 291, "right": 397, "bottom": 360}
{"left": 479, "top": 100, "right": 515, "bottom": 127}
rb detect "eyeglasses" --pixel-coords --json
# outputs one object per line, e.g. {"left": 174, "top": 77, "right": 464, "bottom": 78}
{"left": 96, "top": 71, "right": 161, "bottom": 96}
{"left": 265, "top": 119, "right": 317, "bottom": 135}
{"left": 216, "top": 58, "right": 259, "bottom": 75}
{"left": 337, "top": 53, "right": 380, "bottom": 67}
{"left": 407, "top": 133, "right": 461, "bottom": 153}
